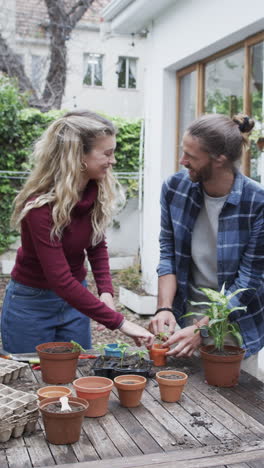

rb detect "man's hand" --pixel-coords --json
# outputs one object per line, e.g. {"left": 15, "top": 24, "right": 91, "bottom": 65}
{"left": 149, "top": 311, "right": 176, "bottom": 336}
{"left": 162, "top": 324, "right": 202, "bottom": 357}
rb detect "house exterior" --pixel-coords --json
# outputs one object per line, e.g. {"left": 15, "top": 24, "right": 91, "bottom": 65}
{"left": 102, "top": 0, "right": 264, "bottom": 378}
{"left": 1, "top": 0, "right": 147, "bottom": 118}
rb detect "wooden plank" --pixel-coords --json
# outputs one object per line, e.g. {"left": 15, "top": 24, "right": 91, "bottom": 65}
{"left": 146, "top": 378, "right": 220, "bottom": 446}
{"left": 23, "top": 421, "right": 55, "bottom": 467}
{"left": 218, "top": 385, "right": 264, "bottom": 427}
{"left": 189, "top": 374, "right": 264, "bottom": 440}
{"left": 0, "top": 450, "right": 8, "bottom": 468}
{"left": 139, "top": 382, "right": 199, "bottom": 448}
{"left": 5, "top": 436, "right": 32, "bottom": 468}
{"left": 109, "top": 393, "right": 162, "bottom": 454}
{"left": 82, "top": 417, "right": 121, "bottom": 460}
{"left": 185, "top": 383, "right": 254, "bottom": 442}
{"left": 69, "top": 430, "right": 99, "bottom": 463}
{"left": 99, "top": 411, "right": 143, "bottom": 457}
{"left": 37, "top": 441, "right": 264, "bottom": 468}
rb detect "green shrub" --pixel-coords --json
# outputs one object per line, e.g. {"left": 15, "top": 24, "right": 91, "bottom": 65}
{"left": 0, "top": 77, "right": 142, "bottom": 253}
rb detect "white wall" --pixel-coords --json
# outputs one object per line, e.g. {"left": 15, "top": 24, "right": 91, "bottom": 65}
{"left": 63, "top": 27, "right": 146, "bottom": 118}
{"left": 141, "top": 0, "right": 264, "bottom": 294}
{"left": 13, "top": 25, "right": 147, "bottom": 119}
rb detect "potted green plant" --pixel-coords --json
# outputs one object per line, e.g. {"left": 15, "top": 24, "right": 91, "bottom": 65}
{"left": 149, "top": 332, "right": 170, "bottom": 366}
{"left": 183, "top": 283, "right": 248, "bottom": 387}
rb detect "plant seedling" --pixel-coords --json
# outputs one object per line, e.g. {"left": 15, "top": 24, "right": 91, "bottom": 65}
{"left": 155, "top": 331, "right": 169, "bottom": 345}
{"left": 182, "top": 283, "right": 250, "bottom": 352}
{"left": 93, "top": 343, "right": 109, "bottom": 361}
{"left": 70, "top": 340, "right": 87, "bottom": 353}
{"left": 116, "top": 340, "right": 130, "bottom": 367}
{"left": 129, "top": 349, "right": 148, "bottom": 364}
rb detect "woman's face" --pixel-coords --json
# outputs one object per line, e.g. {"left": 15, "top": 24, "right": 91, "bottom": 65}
{"left": 82, "top": 135, "right": 117, "bottom": 180}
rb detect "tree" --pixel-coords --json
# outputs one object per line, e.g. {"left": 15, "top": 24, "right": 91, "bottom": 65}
{"left": 0, "top": 0, "right": 95, "bottom": 110}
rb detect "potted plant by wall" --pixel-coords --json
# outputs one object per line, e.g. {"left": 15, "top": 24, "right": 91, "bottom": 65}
{"left": 73, "top": 376, "right": 113, "bottom": 417}
{"left": 118, "top": 264, "right": 157, "bottom": 316}
{"left": 114, "top": 374, "right": 147, "bottom": 407}
{"left": 149, "top": 332, "right": 170, "bottom": 366}
{"left": 39, "top": 396, "right": 88, "bottom": 444}
{"left": 91, "top": 341, "right": 153, "bottom": 379}
{"left": 36, "top": 341, "right": 81, "bottom": 384}
{"left": 156, "top": 370, "right": 188, "bottom": 402}
{"left": 183, "top": 284, "right": 248, "bottom": 387}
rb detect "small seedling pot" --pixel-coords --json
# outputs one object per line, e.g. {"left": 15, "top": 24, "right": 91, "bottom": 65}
{"left": 73, "top": 376, "right": 113, "bottom": 417}
{"left": 36, "top": 342, "right": 80, "bottom": 384}
{"left": 39, "top": 396, "right": 88, "bottom": 444}
{"left": 149, "top": 344, "right": 169, "bottom": 366}
{"left": 104, "top": 344, "right": 122, "bottom": 357}
{"left": 37, "top": 386, "right": 72, "bottom": 401}
{"left": 156, "top": 370, "right": 188, "bottom": 402}
{"left": 114, "top": 374, "right": 146, "bottom": 408}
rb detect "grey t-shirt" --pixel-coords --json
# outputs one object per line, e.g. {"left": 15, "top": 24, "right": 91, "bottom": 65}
{"left": 187, "top": 191, "right": 228, "bottom": 312}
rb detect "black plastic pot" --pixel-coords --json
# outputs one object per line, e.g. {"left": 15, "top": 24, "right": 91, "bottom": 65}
{"left": 90, "top": 355, "right": 153, "bottom": 380}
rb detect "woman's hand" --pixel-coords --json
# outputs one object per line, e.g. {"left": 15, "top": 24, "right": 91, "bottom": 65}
{"left": 162, "top": 325, "right": 202, "bottom": 357}
{"left": 119, "top": 319, "right": 154, "bottom": 347}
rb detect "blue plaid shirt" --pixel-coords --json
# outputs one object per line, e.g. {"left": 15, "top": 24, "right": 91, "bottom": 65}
{"left": 157, "top": 169, "right": 264, "bottom": 357}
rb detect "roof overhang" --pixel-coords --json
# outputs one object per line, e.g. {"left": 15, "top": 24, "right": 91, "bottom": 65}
{"left": 102, "top": 0, "right": 176, "bottom": 34}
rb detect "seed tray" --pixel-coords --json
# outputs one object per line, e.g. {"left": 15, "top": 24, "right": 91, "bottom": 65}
{"left": 0, "top": 409, "right": 39, "bottom": 442}
{"left": 91, "top": 356, "right": 153, "bottom": 379}
{"left": 0, "top": 384, "right": 39, "bottom": 442}
{"left": 0, "top": 359, "right": 28, "bottom": 383}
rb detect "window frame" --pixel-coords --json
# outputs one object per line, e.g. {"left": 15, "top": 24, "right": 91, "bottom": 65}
{"left": 175, "top": 31, "right": 264, "bottom": 175}
{"left": 117, "top": 56, "right": 137, "bottom": 89}
{"left": 83, "top": 53, "right": 103, "bottom": 88}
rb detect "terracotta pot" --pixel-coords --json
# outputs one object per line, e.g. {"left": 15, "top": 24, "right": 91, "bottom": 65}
{"left": 37, "top": 386, "right": 72, "bottom": 401}
{"left": 200, "top": 345, "right": 245, "bottom": 387}
{"left": 149, "top": 344, "right": 169, "bottom": 366}
{"left": 156, "top": 370, "right": 188, "bottom": 402}
{"left": 39, "top": 396, "right": 88, "bottom": 444}
{"left": 73, "top": 376, "right": 113, "bottom": 417}
{"left": 114, "top": 374, "right": 146, "bottom": 407}
{"left": 36, "top": 342, "right": 80, "bottom": 384}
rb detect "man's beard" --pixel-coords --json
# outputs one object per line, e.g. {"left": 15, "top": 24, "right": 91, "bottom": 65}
{"left": 187, "top": 161, "right": 213, "bottom": 183}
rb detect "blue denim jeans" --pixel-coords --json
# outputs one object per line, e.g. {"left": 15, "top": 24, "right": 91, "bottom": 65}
{"left": 1, "top": 279, "right": 91, "bottom": 353}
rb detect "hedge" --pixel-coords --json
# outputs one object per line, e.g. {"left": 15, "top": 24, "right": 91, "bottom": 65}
{"left": 0, "top": 77, "right": 141, "bottom": 253}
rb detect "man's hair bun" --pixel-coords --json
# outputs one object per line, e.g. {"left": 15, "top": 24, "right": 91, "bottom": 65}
{"left": 233, "top": 114, "right": 255, "bottom": 133}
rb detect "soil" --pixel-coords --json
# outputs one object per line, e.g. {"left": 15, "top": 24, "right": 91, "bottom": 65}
{"left": 94, "top": 355, "right": 151, "bottom": 370}
{"left": 43, "top": 402, "right": 84, "bottom": 413}
{"left": 206, "top": 347, "right": 243, "bottom": 356}
{"left": 159, "top": 374, "right": 185, "bottom": 380}
{"left": 120, "top": 380, "right": 137, "bottom": 385}
{"left": 43, "top": 346, "right": 73, "bottom": 354}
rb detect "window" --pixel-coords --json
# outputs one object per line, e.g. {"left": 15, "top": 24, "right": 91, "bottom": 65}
{"left": 176, "top": 32, "right": 264, "bottom": 180}
{"left": 83, "top": 54, "right": 103, "bottom": 87}
{"left": 31, "top": 55, "right": 46, "bottom": 92}
{"left": 117, "top": 57, "right": 137, "bottom": 89}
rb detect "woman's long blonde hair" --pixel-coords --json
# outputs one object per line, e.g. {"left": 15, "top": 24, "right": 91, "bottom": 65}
{"left": 11, "top": 110, "right": 124, "bottom": 245}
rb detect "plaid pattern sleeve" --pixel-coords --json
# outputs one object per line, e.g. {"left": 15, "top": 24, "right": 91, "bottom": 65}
{"left": 157, "top": 169, "right": 264, "bottom": 357}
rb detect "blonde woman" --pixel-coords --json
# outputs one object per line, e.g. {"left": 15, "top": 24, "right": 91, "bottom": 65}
{"left": 1, "top": 110, "right": 153, "bottom": 353}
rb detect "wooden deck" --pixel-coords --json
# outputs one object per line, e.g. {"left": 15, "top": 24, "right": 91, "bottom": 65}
{"left": 1, "top": 354, "right": 264, "bottom": 468}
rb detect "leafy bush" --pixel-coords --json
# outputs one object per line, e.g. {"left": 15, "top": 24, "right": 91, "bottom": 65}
{"left": 0, "top": 77, "right": 142, "bottom": 253}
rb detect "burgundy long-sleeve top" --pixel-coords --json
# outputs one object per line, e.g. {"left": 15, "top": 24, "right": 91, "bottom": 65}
{"left": 11, "top": 180, "right": 124, "bottom": 330}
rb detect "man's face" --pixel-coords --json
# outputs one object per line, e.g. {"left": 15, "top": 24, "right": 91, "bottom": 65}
{"left": 180, "top": 132, "right": 213, "bottom": 183}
